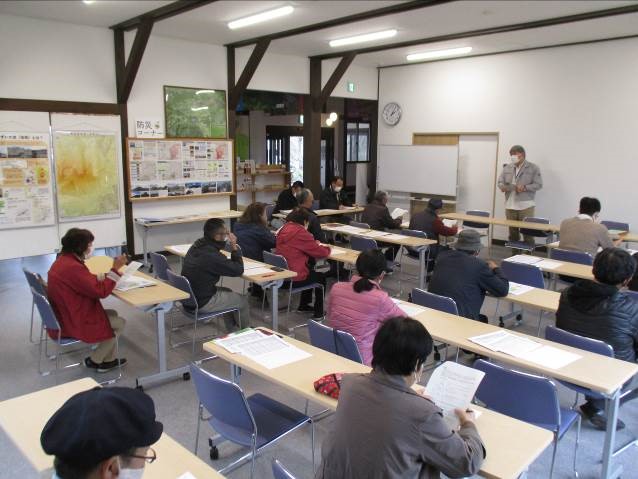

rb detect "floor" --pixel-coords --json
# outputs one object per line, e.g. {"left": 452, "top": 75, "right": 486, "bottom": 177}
{"left": 1, "top": 245, "right": 636, "bottom": 479}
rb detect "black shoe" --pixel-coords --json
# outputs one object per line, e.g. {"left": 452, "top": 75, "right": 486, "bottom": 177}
{"left": 297, "top": 304, "right": 315, "bottom": 312}
{"left": 579, "top": 404, "right": 625, "bottom": 431}
{"left": 312, "top": 313, "right": 325, "bottom": 320}
{"left": 97, "top": 358, "right": 128, "bottom": 373}
{"left": 84, "top": 357, "right": 100, "bottom": 370}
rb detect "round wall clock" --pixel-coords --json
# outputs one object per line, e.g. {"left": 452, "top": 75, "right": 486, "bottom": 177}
{"left": 382, "top": 102, "right": 402, "bottom": 126}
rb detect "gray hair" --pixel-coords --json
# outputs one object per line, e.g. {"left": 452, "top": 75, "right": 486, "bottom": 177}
{"left": 509, "top": 145, "right": 526, "bottom": 157}
{"left": 296, "top": 188, "right": 312, "bottom": 206}
{"left": 374, "top": 190, "right": 388, "bottom": 202}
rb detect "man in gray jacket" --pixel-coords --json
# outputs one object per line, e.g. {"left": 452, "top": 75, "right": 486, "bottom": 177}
{"left": 497, "top": 145, "right": 543, "bottom": 246}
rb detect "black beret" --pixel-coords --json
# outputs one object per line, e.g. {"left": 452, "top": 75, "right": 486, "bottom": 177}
{"left": 428, "top": 198, "right": 443, "bottom": 210}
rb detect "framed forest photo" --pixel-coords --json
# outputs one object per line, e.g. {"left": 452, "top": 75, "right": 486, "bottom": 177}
{"left": 164, "top": 85, "right": 227, "bottom": 139}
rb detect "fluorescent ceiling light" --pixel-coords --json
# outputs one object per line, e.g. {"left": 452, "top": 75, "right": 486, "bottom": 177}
{"left": 83, "top": 0, "right": 96, "bottom": 4}
{"left": 406, "top": 46, "right": 473, "bottom": 61}
{"left": 191, "top": 106, "right": 209, "bottom": 112}
{"left": 195, "top": 90, "right": 216, "bottom": 95}
{"left": 329, "top": 29, "right": 397, "bottom": 48}
{"left": 228, "top": 6, "right": 294, "bottom": 30}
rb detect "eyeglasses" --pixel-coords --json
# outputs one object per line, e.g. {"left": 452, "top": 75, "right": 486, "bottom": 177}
{"left": 125, "top": 447, "right": 157, "bottom": 464}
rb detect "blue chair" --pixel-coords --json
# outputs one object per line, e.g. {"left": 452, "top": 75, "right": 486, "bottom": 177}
{"left": 308, "top": 320, "right": 363, "bottom": 363}
{"left": 398, "top": 229, "right": 433, "bottom": 292}
{"left": 263, "top": 251, "right": 324, "bottom": 333}
{"left": 625, "top": 290, "right": 638, "bottom": 302}
{"left": 349, "top": 235, "right": 377, "bottom": 253}
{"left": 166, "top": 270, "right": 240, "bottom": 356}
{"left": 149, "top": 252, "right": 171, "bottom": 281}
{"left": 272, "top": 459, "right": 297, "bottom": 479}
{"left": 505, "top": 216, "right": 552, "bottom": 253}
{"left": 189, "top": 364, "right": 314, "bottom": 479}
{"left": 32, "top": 288, "right": 122, "bottom": 382}
{"left": 23, "top": 267, "right": 47, "bottom": 343}
{"left": 473, "top": 359, "right": 581, "bottom": 479}
{"left": 601, "top": 220, "right": 629, "bottom": 233}
{"left": 265, "top": 203, "right": 275, "bottom": 223}
{"left": 550, "top": 248, "right": 593, "bottom": 265}
{"left": 411, "top": 288, "right": 457, "bottom": 363}
{"left": 312, "top": 199, "right": 320, "bottom": 211}
{"left": 463, "top": 209, "right": 490, "bottom": 229}
{"left": 498, "top": 260, "right": 545, "bottom": 333}
{"left": 349, "top": 220, "right": 371, "bottom": 230}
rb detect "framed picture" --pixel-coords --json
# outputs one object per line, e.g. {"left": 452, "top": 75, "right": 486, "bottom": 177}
{"left": 164, "top": 85, "right": 227, "bottom": 139}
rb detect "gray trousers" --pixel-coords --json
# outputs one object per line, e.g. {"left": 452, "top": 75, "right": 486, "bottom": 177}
{"left": 199, "top": 287, "right": 250, "bottom": 332}
{"left": 505, "top": 206, "right": 535, "bottom": 245}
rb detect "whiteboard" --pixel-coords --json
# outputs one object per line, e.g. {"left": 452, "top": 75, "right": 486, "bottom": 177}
{"left": 377, "top": 144, "right": 459, "bottom": 196}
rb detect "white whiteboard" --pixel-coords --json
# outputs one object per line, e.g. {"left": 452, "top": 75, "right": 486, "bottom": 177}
{"left": 377, "top": 144, "right": 459, "bottom": 196}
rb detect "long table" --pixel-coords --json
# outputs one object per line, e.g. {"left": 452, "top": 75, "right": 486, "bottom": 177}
{"left": 203, "top": 332, "right": 553, "bottom": 479}
{"left": 165, "top": 244, "right": 297, "bottom": 332}
{"left": 505, "top": 256, "right": 594, "bottom": 281}
{"left": 0, "top": 378, "right": 225, "bottom": 478}
{"left": 399, "top": 300, "right": 638, "bottom": 479}
{"left": 272, "top": 206, "right": 365, "bottom": 220}
{"left": 86, "top": 256, "right": 190, "bottom": 389}
{"left": 135, "top": 210, "right": 243, "bottom": 266}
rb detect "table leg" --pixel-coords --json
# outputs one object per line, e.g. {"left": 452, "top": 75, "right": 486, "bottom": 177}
{"left": 142, "top": 226, "right": 149, "bottom": 267}
{"left": 271, "top": 283, "right": 280, "bottom": 332}
{"left": 601, "top": 390, "right": 622, "bottom": 479}
{"left": 419, "top": 248, "right": 426, "bottom": 290}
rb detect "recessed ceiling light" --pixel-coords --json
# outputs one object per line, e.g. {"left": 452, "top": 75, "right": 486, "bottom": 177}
{"left": 406, "top": 46, "right": 473, "bottom": 62}
{"left": 228, "top": 6, "right": 294, "bottom": 30}
{"left": 329, "top": 29, "right": 397, "bottom": 48}
{"left": 329, "top": 112, "right": 338, "bottom": 122}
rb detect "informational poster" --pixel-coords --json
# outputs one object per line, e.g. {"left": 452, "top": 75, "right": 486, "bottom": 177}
{"left": 0, "top": 132, "right": 55, "bottom": 229}
{"left": 53, "top": 131, "right": 121, "bottom": 221}
{"left": 127, "top": 138, "right": 234, "bottom": 200}
{"left": 135, "top": 118, "right": 164, "bottom": 138}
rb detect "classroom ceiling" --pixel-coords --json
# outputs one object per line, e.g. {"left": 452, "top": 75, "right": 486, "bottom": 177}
{"left": 0, "top": 0, "right": 637, "bottom": 68}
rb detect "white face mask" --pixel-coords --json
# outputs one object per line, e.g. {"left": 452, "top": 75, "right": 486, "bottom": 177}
{"left": 118, "top": 467, "right": 145, "bottom": 479}
{"left": 83, "top": 246, "right": 94, "bottom": 260}
{"left": 593, "top": 213, "right": 601, "bottom": 223}
{"left": 510, "top": 155, "right": 519, "bottom": 163}
{"left": 333, "top": 186, "right": 342, "bottom": 193}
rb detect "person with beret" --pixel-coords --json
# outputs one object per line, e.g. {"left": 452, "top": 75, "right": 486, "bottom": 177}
{"left": 409, "top": 198, "right": 459, "bottom": 267}
{"left": 41, "top": 386, "right": 163, "bottom": 479}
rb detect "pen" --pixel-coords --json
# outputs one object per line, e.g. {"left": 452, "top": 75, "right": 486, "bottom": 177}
{"left": 260, "top": 273, "right": 276, "bottom": 278}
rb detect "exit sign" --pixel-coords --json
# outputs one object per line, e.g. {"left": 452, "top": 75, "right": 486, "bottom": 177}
{"left": 347, "top": 81, "right": 355, "bottom": 93}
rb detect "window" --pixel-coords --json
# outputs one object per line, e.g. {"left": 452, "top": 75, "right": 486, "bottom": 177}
{"left": 346, "top": 122, "right": 370, "bottom": 163}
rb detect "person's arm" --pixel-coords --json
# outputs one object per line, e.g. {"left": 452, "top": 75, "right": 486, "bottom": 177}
{"left": 308, "top": 215, "right": 327, "bottom": 242}
{"left": 524, "top": 164, "right": 543, "bottom": 192}
{"left": 433, "top": 217, "right": 458, "bottom": 237}
{"left": 258, "top": 227, "right": 277, "bottom": 251}
{"left": 598, "top": 226, "right": 615, "bottom": 249}
{"left": 204, "top": 247, "right": 245, "bottom": 278}
{"left": 381, "top": 207, "right": 401, "bottom": 230}
{"left": 319, "top": 189, "right": 336, "bottom": 209}
{"left": 69, "top": 263, "right": 118, "bottom": 299}
{"left": 378, "top": 294, "right": 408, "bottom": 321}
{"left": 478, "top": 261, "right": 509, "bottom": 297}
{"left": 299, "top": 231, "right": 331, "bottom": 259}
{"left": 497, "top": 168, "right": 511, "bottom": 192}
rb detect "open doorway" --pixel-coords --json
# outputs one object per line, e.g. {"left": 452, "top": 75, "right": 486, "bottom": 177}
{"left": 266, "top": 125, "right": 304, "bottom": 183}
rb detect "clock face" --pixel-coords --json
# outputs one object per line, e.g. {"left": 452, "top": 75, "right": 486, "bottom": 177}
{"left": 382, "top": 102, "right": 402, "bottom": 126}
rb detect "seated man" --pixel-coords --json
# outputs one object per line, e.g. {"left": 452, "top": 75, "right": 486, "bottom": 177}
{"left": 273, "top": 180, "right": 304, "bottom": 214}
{"left": 41, "top": 386, "right": 163, "bottom": 479}
{"left": 559, "top": 196, "right": 623, "bottom": 258}
{"left": 428, "top": 229, "right": 509, "bottom": 322}
{"left": 319, "top": 175, "right": 351, "bottom": 210}
{"left": 361, "top": 190, "right": 402, "bottom": 269}
{"left": 47, "top": 228, "right": 128, "bottom": 373}
{"left": 296, "top": 188, "right": 326, "bottom": 242}
{"left": 181, "top": 218, "right": 249, "bottom": 331}
{"left": 409, "top": 198, "right": 458, "bottom": 265}
{"left": 556, "top": 248, "right": 638, "bottom": 430}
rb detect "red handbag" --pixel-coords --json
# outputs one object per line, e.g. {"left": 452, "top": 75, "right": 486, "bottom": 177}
{"left": 313, "top": 373, "right": 345, "bottom": 399}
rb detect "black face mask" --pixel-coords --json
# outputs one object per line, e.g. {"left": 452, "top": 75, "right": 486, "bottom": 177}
{"left": 211, "top": 238, "right": 227, "bottom": 249}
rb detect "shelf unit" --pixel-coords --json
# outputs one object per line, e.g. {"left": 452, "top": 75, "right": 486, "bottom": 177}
{"left": 237, "top": 168, "right": 291, "bottom": 205}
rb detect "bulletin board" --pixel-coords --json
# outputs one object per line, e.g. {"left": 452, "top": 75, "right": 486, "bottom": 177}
{"left": 126, "top": 137, "right": 235, "bottom": 201}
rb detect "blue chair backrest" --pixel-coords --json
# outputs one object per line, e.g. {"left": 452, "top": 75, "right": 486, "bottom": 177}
{"left": 349, "top": 221, "right": 370, "bottom": 229}
{"left": 266, "top": 204, "right": 275, "bottom": 222}
{"left": 23, "top": 268, "right": 46, "bottom": 296}
{"left": 263, "top": 251, "right": 288, "bottom": 270}
{"left": 272, "top": 459, "right": 297, "bottom": 479}
{"left": 350, "top": 235, "right": 377, "bottom": 252}
{"left": 31, "top": 288, "right": 61, "bottom": 332}
{"left": 500, "top": 261, "right": 544, "bottom": 288}
{"left": 308, "top": 320, "right": 363, "bottom": 363}
{"left": 520, "top": 216, "right": 551, "bottom": 238}
{"left": 625, "top": 290, "right": 638, "bottom": 303}
{"left": 473, "top": 359, "right": 560, "bottom": 430}
{"left": 312, "top": 200, "right": 320, "bottom": 211}
{"left": 167, "top": 270, "right": 197, "bottom": 309}
{"left": 189, "top": 364, "right": 256, "bottom": 440}
{"left": 545, "top": 326, "right": 613, "bottom": 358}
{"left": 402, "top": 229, "right": 430, "bottom": 255}
{"left": 411, "top": 288, "right": 458, "bottom": 315}
{"left": 550, "top": 248, "right": 593, "bottom": 266}
{"left": 149, "top": 252, "right": 171, "bottom": 281}
{"left": 601, "top": 220, "right": 629, "bottom": 232}
{"left": 463, "top": 210, "right": 490, "bottom": 229}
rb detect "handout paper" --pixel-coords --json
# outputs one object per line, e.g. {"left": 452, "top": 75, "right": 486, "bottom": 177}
{"left": 329, "top": 248, "right": 347, "bottom": 255}
{"left": 362, "top": 230, "right": 389, "bottom": 238}
{"left": 214, "top": 328, "right": 267, "bottom": 353}
{"left": 115, "top": 275, "right": 156, "bottom": 291}
{"left": 508, "top": 282, "right": 535, "bottom": 296}
{"left": 121, "top": 261, "right": 143, "bottom": 279}
{"left": 383, "top": 233, "right": 409, "bottom": 241}
{"left": 468, "top": 330, "right": 542, "bottom": 356}
{"left": 505, "top": 255, "right": 542, "bottom": 265}
{"left": 169, "top": 244, "right": 191, "bottom": 255}
{"left": 516, "top": 345, "right": 581, "bottom": 370}
{"left": 535, "top": 259, "right": 563, "bottom": 270}
{"left": 245, "top": 267, "right": 276, "bottom": 276}
{"left": 442, "top": 218, "right": 458, "bottom": 228}
{"left": 391, "top": 207, "right": 408, "bottom": 220}
{"left": 220, "top": 332, "right": 312, "bottom": 369}
{"left": 391, "top": 298, "right": 426, "bottom": 317}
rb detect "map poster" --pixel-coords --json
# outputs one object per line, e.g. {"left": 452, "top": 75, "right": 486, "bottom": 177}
{"left": 0, "top": 132, "right": 55, "bottom": 229}
{"left": 53, "top": 131, "right": 121, "bottom": 221}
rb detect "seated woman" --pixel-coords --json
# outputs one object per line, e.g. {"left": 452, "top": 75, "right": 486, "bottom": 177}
{"left": 327, "top": 249, "right": 406, "bottom": 365}
{"left": 316, "top": 317, "right": 485, "bottom": 479}
{"left": 233, "top": 202, "right": 276, "bottom": 297}
{"left": 276, "top": 208, "right": 330, "bottom": 319}
{"left": 47, "top": 228, "right": 128, "bottom": 372}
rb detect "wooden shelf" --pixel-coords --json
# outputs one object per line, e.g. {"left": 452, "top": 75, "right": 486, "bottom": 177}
{"left": 238, "top": 170, "right": 290, "bottom": 176}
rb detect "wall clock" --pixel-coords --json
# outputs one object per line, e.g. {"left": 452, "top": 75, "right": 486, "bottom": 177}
{"left": 382, "top": 102, "right": 402, "bottom": 126}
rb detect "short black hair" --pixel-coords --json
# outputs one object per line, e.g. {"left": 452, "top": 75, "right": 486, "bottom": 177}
{"left": 593, "top": 248, "right": 636, "bottom": 285}
{"left": 60, "top": 228, "right": 94, "bottom": 256}
{"left": 54, "top": 457, "right": 98, "bottom": 479}
{"left": 354, "top": 249, "right": 386, "bottom": 293}
{"left": 285, "top": 207, "right": 311, "bottom": 226}
{"left": 509, "top": 145, "right": 526, "bottom": 157}
{"left": 292, "top": 181, "right": 304, "bottom": 188}
{"left": 203, "top": 218, "right": 226, "bottom": 238}
{"left": 372, "top": 317, "right": 433, "bottom": 375}
{"left": 579, "top": 197, "right": 602, "bottom": 216}
{"left": 330, "top": 175, "right": 343, "bottom": 184}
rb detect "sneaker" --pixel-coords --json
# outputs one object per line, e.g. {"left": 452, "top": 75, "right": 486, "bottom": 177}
{"left": 297, "top": 304, "right": 315, "bottom": 312}
{"left": 97, "top": 358, "right": 128, "bottom": 373}
{"left": 84, "top": 357, "right": 100, "bottom": 370}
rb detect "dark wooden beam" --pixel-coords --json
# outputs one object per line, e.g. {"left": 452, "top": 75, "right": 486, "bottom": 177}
{"left": 0, "top": 98, "right": 122, "bottom": 115}
{"left": 117, "top": 103, "right": 135, "bottom": 256}
{"left": 114, "top": 29, "right": 126, "bottom": 101}
{"left": 227, "top": 46, "right": 238, "bottom": 210}
{"left": 303, "top": 58, "right": 323, "bottom": 196}
{"left": 228, "top": 39, "right": 270, "bottom": 110}
{"left": 111, "top": 0, "right": 218, "bottom": 31}
{"left": 315, "top": 53, "right": 356, "bottom": 110}
{"left": 117, "top": 20, "right": 154, "bottom": 104}
{"left": 311, "top": 3, "right": 638, "bottom": 60}
{"left": 227, "top": 0, "right": 453, "bottom": 48}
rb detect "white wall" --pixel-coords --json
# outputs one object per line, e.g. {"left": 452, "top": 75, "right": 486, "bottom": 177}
{"left": 322, "top": 59, "right": 378, "bottom": 100}
{"left": 378, "top": 38, "right": 638, "bottom": 240}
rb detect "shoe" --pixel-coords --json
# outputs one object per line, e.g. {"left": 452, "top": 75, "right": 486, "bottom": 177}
{"left": 312, "top": 313, "right": 325, "bottom": 320}
{"left": 84, "top": 357, "right": 100, "bottom": 370}
{"left": 297, "top": 304, "right": 315, "bottom": 312}
{"left": 579, "top": 404, "right": 625, "bottom": 431}
{"left": 97, "top": 358, "right": 128, "bottom": 373}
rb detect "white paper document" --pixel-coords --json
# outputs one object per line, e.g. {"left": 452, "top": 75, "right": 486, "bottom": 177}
{"left": 516, "top": 345, "right": 581, "bottom": 370}
{"left": 243, "top": 260, "right": 264, "bottom": 270}
{"left": 329, "top": 248, "right": 347, "bottom": 255}
{"left": 426, "top": 362, "right": 485, "bottom": 428}
{"left": 214, "top": 328, "right": 267, "bottom": 353}
{"left": 505, "top": 255, "right": 542, "bottom": 265}
{"left": 382, "top": 233, "right": 408, "bottom": 241}
{"left": 115, "top": 275, "right": 156, "bottom": 291}
{"left": 245, "top": 267, "right": 275, "bottom": 276}
{"left": 333, "top": 225, "right": 366, "bottom": 235}
{"left": 468, "top": 330, "right": 541, "bottom": 356}
{"left": 391, "top": 208, "right": 408, "bottom": 220}
{"left": 442, "top": 219, "right": 458, "bottom": 228}
{"left": 177, "top": 473, "right": 197, "bottom": 479}
{"left": 362, "top": 230, "right": 390, "bottom": 238}
{"left": 392, "top": 298, "right": 426, "bottom": 317}
{"left": 508, "top": 282, "right": 535, "bottom": 296}
{"left": 535, "top": 259, "right": 563, "bottom": 270}
{"left": 121, "top": 261, "right": 143, "bottom": 278}
{"left": 169, "top": 244, "right": 191, "bottom": 255}
{"left": 608, "top": 229, "right": 628, "bottom": 236}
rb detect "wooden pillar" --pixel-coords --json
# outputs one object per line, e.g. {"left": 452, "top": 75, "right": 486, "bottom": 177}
{"left": 303, "top": 58, "right": 322, "bottom": 196}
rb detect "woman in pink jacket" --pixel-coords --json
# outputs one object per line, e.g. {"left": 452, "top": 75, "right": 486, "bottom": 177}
{"left": 327, "top": 249, "right": 407, "bottom": 365}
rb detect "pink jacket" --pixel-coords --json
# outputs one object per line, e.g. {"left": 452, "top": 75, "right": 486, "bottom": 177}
{"left": 327, "top": 276, "right": 407, "bottom": 365}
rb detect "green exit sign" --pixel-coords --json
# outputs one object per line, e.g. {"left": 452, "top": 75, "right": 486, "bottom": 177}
{"left": 347, "top": 81, "right": 355, "bottom": 93}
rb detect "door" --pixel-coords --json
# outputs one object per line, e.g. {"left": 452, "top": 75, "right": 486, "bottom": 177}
{"left": 321, "top": 127, "right": 334, "bottom": 190}
{"left": 266, "top": 126, "right": 304, "bottom": 183}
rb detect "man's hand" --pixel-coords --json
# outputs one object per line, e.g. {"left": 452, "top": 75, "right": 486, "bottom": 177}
{"left": 455, "top": 408, "right": 476, "bottom": 426}
{"left": 499, "top": 185, "right": 507, "bottom": 192}
{"left": 338, "top": 205, "right": 346, "bottom": 210}
{"left": 228, "top": 232, "right": 238, "bottom": 251}
{"left": 113, "top": 254, "right": 128, "bottom": 271}
{"left": 516, "top": 184, "right": 526, "bottom": 193}
{"left": 487, "top": 260, "right": 499, "bottom": 270}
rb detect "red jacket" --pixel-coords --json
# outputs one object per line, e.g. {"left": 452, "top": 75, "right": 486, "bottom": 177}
{"left": 47, "top": 253, "right": 118, "bottom": 342}
{"left": 276, "top": 222, "right": 330, "bottom": 281}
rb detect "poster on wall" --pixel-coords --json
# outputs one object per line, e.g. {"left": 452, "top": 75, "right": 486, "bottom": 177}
{"left": 53, "top": 131, "right": 121, "bottom": 221}
{"left": 0, "top": 132, "right": 55, "bottom": 229}
{"left": 135, "top": 118, "right": 164, "bottom": 138}
{"left": 164, "top": 85, "right": 227, "bottom": 139}
{"left": 127, "top": 138, "right": 234, "bottom": 201}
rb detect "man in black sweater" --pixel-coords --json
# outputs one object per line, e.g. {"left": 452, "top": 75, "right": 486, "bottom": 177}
{"left": 273, "top": 180, "right": 304, "bottom": 214}
{"left": 319, "top": 176, "right": 351, "bottom": 210}
{"left": 181, "top": 218, "right": 249, "bottom": 331}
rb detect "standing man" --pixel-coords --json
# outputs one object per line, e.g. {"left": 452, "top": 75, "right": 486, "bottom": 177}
{"left": 320, "top": 176, "right": 352, "bottom": 210}
{"left": 497, "top": 145, "right": 543, "bottom": 247}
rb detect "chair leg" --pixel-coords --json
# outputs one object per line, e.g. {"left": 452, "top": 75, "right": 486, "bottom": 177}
{"left": 29, "top": 299, "right": 37, "bottom": 343}
{"left": 250, "top": 437, "right": 257, "bottom": 479}
{"left": 573, "top": 416, "right": 581, "bottom": 478}
{"left": 536, "top": 310, "right": 543, "bottom": 337}
{"left": 194, "top": 403, "right": 202, "bottom": 454}
{"left": 38, "top": 327, "right": 45, "bottom": 375}
{"left": 549, "top": 433, "right": 559, "bottom": 479}
{"left": 311, "top": 419, "right": 316, "bottom": 472}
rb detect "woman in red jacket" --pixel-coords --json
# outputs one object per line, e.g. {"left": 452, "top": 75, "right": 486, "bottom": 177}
{"left": 47, "top": 228, "right": 128, "bottom": 372}
{"left": 276, "top": 208, "right": 331, "bottom": 318}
